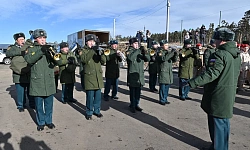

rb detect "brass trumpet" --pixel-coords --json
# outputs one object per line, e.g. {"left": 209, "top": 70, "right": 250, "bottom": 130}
{"left": 149, "top": 49, "right": 156, "bottom": 56}
{"left": 48, "top": 46, "right": 61, "bottom": 61}
{"left": 103, "top": 49, "right": 110, "bottom": 56}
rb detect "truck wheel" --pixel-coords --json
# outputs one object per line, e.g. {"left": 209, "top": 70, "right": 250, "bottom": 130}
{"left": 3, "top": 58, "right": 11, "bottom": 65}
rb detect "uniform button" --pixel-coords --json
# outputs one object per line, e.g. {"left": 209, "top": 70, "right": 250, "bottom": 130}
{"left": 36, "top": 63, "right": 37, "bottom": 64}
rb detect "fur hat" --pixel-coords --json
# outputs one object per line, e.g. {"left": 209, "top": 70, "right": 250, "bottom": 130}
{"left": 159, "top": 40, "right": 168, "bottom": 46}
{"left": 85, "top": 34, "right": 96, "bottom": 42}
{"left": 33, "top": 29, "right": 47, "bottom": 39}
{"left": 59, "top": 42, "right": 69, "bottom": 49}
{"left": 212, "top": 27, "right": 235, "bottom": 41}
{"left": 129, "top": 38, "right": 139, "bottom": 44}
{"left": 109, "top": 40, "right": 118, "bottom": 45}
{"left": 13, "top": 33, "right": 25, "bottom": 40}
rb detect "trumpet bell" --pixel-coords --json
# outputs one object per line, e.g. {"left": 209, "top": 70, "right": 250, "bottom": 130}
{"left": 104, "top": 49, "right": 110, "bottom": 56}
{"left": 53, "top": 53, "right": 61, "bottom": 61}
{"left": 150, "top": 50, "right": 155, "bottom": 56}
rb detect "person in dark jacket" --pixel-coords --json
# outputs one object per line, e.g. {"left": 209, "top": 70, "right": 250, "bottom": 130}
{"left": 24, "top": 29, "right": 56, "bottom": 131}
{"left": 178, "top": 39, "right": 199, "bottom": 100}
{"left": 57, "top": 42, "right": 77, "bottom": 104}
{"left": 156, "top": 40, "right": 178, "bottom": 105}
{"left": 148, "top": 41, "right": 159, "bottom": 92}
{"left": 126, "top": 38, "right": 150, "bottom": 113}
{"left": 6, "top": 33, "right": 35, "bottom": 112}
{"left": 80, "top": 34, "right": 106, "bottom": 120}
{"left": 187, "top": 27, "right": 241, "bottom": 150}
{"left": 104, "top": 40, "right": 122, "bottom": 101}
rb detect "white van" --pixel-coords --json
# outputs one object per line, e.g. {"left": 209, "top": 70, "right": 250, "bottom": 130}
{"left": 0, "top": 51, "right": 11, "bottom": 65}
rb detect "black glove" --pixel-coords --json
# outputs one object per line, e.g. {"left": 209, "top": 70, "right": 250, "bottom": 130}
{"left": 67, "top": 57, "right": 75, "bottom": 64}
{"left": 171, "top": 48, "right": 177, "bottom": 53}
{"left": 151, "top": 56, "right": 156, "bottom": 62}
{"left": 192, "top": 48, "right": 199, "bottom": 55}
{"left": 140, "top": 46, "right": 147, "bottom": 55}
{"left": 93, "top": 46, "right": 103, "bottom": 55}
{"left": 41, "top": 45, "right": 52, "bottom": 53}
{"left": 21, "top": 51, "right": 26, "bottom": 56}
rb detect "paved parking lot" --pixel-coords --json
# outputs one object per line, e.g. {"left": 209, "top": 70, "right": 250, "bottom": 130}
{"left": 0, "top": 64, "right": 249, "bottom": 150}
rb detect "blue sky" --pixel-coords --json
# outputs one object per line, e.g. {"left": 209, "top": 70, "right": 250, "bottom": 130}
{"left": 0, "top": 0, "right": 249, "bottom": 44}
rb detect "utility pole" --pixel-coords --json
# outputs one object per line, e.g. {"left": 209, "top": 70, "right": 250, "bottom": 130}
{"left": 166, "top": 0, "right": 170, "bottom": 41}
{"left": 219, "top": 11, "right": 222, "bottom": 27}
{"left": 180, "top": 20, "right": 183, "bottom": 44}
{"left": 113, "top": 18, "right": 116, "bottom": 40}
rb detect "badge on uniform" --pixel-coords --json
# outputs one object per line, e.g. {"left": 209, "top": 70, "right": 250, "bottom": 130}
{"left": 209, "top": 59, "right": 216, "bottom": 66}
{"left": 7, "top": 46, "right": 11, "bottom": 50}
{"left": 31, "top": 52, "right": 35, "bottom": 55}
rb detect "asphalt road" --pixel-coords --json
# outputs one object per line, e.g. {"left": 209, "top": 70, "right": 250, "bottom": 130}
{"left": 0, "top": 64, "right": 249, "bottom": 150}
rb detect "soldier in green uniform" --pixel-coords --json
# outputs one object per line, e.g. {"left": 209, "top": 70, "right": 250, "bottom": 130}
{"left": 74, "top": 43, "right": 85, "bottom": 90}
{"left": 103, "top": 40, "right": 122, "bottom": 101}
{"left": 156, "top": 40, "right": 178, "bottom": 105}
{"left": 6, "top": 33, "right": 35, "bottom": 112}
{"left": 203, "top": 39, "right": 216, "bottom": 69}
{"left": 79, "top": 34, "right": 106, "bottom": 120}
{"left": 178, "top": 39, "right": 199, "bottom": 100}
{"left": 187, "top": 27, "right": 241, "bottom": 150}
{"left": 57, "top": 42, "right": 77, "bottom": 104}
{"left": 24, "top": 29, "right": 56, "bottom": 131}
{"left": 126, "top": 37, "right": 150, "bottom": 113}
{"left": 148, "top": 41, "right": 159, "bottom": 92}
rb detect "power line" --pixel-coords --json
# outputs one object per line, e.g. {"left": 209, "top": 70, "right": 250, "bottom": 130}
{"left": 118, "top": 0, "right": 165, "bottom": 22}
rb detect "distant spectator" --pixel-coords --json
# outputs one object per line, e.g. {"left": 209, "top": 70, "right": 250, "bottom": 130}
{"left": 200, "top": 25, "right": 206, "bottom": 46}
{"left": 146, "top": 30, "right": 152, "bottom": 48}
{"left": 184, "top": 32, "right": 190, "bottom": 40}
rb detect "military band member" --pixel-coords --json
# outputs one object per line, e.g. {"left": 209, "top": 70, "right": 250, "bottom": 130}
{"left": 6, "top": 33, "right": 35, "bottom": 112}
{"left": 24, "top": 29, "right": 56, "bottom": 131}
{"left": 178, "top": 39, "right": 199, "bottom": 100}
{"left": 203, "top": 39, "right": 216, "bottom": 69}
{"left": 156, "top": 40, "right": 178, "bottom": 105}
{"left": 103, "top": 40, "right": 122, "bottom": 101}
{"left": 126, "top": 37, "right": 150, "bottom": 113}
{"left": 57, "top": 42, "right": 77, "bottom": 104}
{"left": 148, "top": 41, "right": 159, "bottom": 92}
{"left": 80, "top": 34, "right": 106, "bottom": 120}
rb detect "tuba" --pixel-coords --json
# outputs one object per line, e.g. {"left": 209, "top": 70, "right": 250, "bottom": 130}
{"left": 117, "top": 50, "right": 126, "bottom": 62}
{"left": 103, "top": 49, "right": 110, "bottom": 56}
{"left": 149, "top": 49, "right": 156, "bottom": 56}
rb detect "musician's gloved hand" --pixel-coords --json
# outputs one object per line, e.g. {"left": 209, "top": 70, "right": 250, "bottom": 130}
{"left": 67, "top": 57, "right": 75, "bottom": 64}
{"left": 192, "top": 48, "right": 199, "bottom": 55}
{"left": 41, "top": 45, "right": 51, "bottom": 53}
{"left": 93, "top": 46, "right": 103, "bottom": 55}
{"left": 116, "top": 50, "right": 121, "bottom": 56}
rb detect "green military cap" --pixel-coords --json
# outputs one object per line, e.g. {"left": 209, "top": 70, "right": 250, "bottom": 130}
{"left": 13, "top": 33, "right": 25, "bottom": 40}
{"left": 184, "top": 39, "right": 192, "bottom": 45}
{"left": 85, "top": 34, "right": 96, "bottom": 42}
{"left": 159, "top": 40, "right": 168, "bottom": 46}
{"left": 33, "top": 29, "right": 47, "bottom": 39}
{"left": 59, "top": 42, "right": 69, "bottom": 49}
{"left": 242, "top": 40, "right": 250, "bottom": 45}
{"left": 212, "top": 27, "right": 235, "bottom": 41}
{"left": 109, "top": 40, "right": 118, "bottom": 45}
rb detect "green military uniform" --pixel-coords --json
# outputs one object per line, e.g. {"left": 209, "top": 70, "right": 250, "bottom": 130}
{"left": 188, "top": 28, "right": 241, "bottom": 150}
{"left": 75, "top": 45, "right": 85, "bottom": 90}
{"left": 104, "top": 42, "right": 122, "bottom": 100}
{"left": 24, "top": 29, "right": 56, "bottom": 131}
{"left": 126, "top": 38, "right": 150, "bottom": 113}
{"left": 56, "top": 43, "right": 77, "bottom": 103}
{"left": 6, "top": 37, "right": 35, "bottom": 110}
{"left": 178, "top": 42, "right": 200, "bottom": 100}
{"left": 80, "top": 34, "right": 106, "bottom": 119}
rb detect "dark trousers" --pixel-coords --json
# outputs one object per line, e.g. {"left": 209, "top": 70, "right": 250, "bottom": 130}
{"left": 34, "top": 95, "right": 54, "bottom": 126}
{"left": 55, "top": 74, "right": 59, "bottom": 91}
{"left": 129, "top": 86, "right": 141, "bottom": 108}
{"left": 159, "top": 83, "right": 170, "bottom": 103}
{"left": 86, "top": 89, "right": 101, "bottom": 116}
{"left": 15, "top": 83, "right": 35, "bottom": 109}
{"left": 104, "top": 78, "right": 118, "bottom": 98}
{"left": 179, "top": 78, "right": 190, "bottom": 99}
{"left": 61, "top": 83, "right": 74, "bottom": 102}
{"left": 208, "top": 115, "right": 230, "bottom": 150}
{"left": 149, "top": 73, "right": 157, "bottom": 90}
{"left": 80, "top": 73, "right": 85, "bottom": 90}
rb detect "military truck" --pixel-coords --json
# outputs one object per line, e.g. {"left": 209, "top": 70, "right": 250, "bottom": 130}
{"left": 67, "top": 29, "right": 110, "bottom": 48}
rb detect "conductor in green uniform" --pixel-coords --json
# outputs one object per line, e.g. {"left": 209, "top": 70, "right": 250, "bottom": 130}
{"left": 187, "top": 27, "right": 241, "bottom": 150}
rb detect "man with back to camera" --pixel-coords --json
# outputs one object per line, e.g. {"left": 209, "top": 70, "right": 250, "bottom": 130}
{"left": 187, "top": 27, "right": 241, "bottom": 150}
